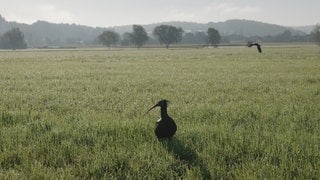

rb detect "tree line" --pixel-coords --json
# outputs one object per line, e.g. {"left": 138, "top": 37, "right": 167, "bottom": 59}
{"left": 1, "top": 24, "right": 320, "bottom": 50}
{"left": 98, "top": 25, "right": 221, "bottom": 48}
{"left": 96, "top": 24, "right": 320, "bottom": 48}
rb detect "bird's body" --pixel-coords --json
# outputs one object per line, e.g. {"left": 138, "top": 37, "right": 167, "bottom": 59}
{"left": 154, "top": 111, "right": 177, "bottom": 139}
{"left": 147, "top": 99, "right": 177, "bottom": 139}
{"left": 247, "top": 42, "right": 262, "bottom": 53}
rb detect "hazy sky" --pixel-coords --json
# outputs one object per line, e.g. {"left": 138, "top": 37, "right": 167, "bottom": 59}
{"left": 0, "top": 0, "right": 319, "bottom": 27}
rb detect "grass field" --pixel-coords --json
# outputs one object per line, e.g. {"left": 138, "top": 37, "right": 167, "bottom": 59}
{"left": 0, "top": 46, "right": 319, "bottom": 179}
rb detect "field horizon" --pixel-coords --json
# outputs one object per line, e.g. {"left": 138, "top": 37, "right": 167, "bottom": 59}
{"left": 0, "top": 46, "right": 319, "bottom": 179}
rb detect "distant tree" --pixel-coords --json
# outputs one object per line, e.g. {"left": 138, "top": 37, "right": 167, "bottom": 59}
{"left": 0, "top": 28, "right": 27, "bottom": 50}
{"left": 277, "top": 29, "right": 292, "bottom": 42}
{"left": 98, "top": 30, "right": 120, "bottom": 47}
{"left": 153, "top": 25, "right": 183, "bottom": 48}
{"left": 182, "top": 32, "right": 195, "bottom": 44}
{"left": 182, "top": 32, "right": 208, "bottom": 44}
{"left": 207, "top": 28, "right": 221, "bottom": 47}
{"left": 121, "top": 32, "right": 132, "bottom": 46}
{"left": 129, "top": 25, "right": 148, "bottom": 48}
{"left": 194, "top": 32, "right": 208, "bottom": 44}
{"left": 312, "top": 24, "right": 320, "bottom": 46}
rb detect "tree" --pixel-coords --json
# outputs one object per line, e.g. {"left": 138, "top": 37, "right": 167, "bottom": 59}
{"left": 121, "top": 32, "right": 132, "bottom": 46}
{"left": 98, "top": 30, "right": 120, "bottom": 47}
{"left": 182, "top": 32, "right": 195, "bottom": 44}
{"left": 153, "top": 25, "right": 183, "bottom": 48}
{"left": 194, "top": 32, "right": 208, "bottom": 44}
{"left": 182, "top": 32, "right": 208, "bottom": 45}
{"left": 312, "top": 24, "right": 320, "bottom": 46}
{"left": 277, "top": 29, "right": 292, "bottom": 42}
{"left": 207, "top": 28, "right": 221, "bottom": 47}
{"left": 129, "top": 25, "right": 148, "bottom": 48}
{"left": 0, "top": 28, "right": 27, "bottom": 50}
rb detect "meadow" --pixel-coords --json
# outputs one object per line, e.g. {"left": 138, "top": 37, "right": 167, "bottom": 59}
{"left": 0, "top": 46, "right": 319, "bottom": 179}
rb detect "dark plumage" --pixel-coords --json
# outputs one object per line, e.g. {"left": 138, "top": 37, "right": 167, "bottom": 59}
{"left": 147, "top": 99, "right": 177, "bottom": 139}
{"left": 247, "top": 42, "right": 262, "bottom": 53}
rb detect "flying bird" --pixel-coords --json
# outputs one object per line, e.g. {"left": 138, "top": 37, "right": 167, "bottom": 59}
{"left": 147, "top": 99, "right": 177, "bottom": 140}
{"left": 247, "top": 42, "right": 262, "bottom": 53}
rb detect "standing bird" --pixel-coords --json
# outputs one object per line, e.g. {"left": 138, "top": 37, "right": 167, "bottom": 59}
{"left": 147, "top": 99, "right": 177, "bottom": 140}
{"left": 247, "top": 42, "right": 262, "bottom": 53}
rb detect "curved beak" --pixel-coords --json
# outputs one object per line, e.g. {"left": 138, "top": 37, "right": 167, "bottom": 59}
{"left": 146, "top": 104, "right": 158, "bottom": 114}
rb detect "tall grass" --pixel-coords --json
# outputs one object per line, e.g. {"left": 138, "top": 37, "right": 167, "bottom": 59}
{"left": 0, "top": 47, "right": 319, "bottom": 178}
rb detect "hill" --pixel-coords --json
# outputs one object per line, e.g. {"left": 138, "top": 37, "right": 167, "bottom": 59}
{"left": 112, "top": 20, "right": 305, "bottom": 37}
{"left": 290, "top": 25, "right": 315, "bottom": 34}
{"left": 0, "top": 14, "right": 308, "bottom": 47}
{"left": 0, "top": 15, "right": 107, "bottom": 47}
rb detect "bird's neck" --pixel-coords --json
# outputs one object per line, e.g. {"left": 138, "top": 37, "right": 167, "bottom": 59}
{"left": 160, "top": 106, "right": 168, "bottom": 119}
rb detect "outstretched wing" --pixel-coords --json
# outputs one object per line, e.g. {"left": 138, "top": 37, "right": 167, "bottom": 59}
{"left": 256, "top": 44, "right": 262, "bottom": 53}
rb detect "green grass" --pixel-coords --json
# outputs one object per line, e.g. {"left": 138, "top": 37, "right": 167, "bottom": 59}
{"left": 0, "top": 46, "right": 320, "bottom": 179}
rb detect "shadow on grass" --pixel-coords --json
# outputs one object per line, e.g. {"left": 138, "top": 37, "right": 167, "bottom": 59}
{"left": 162, "top": 137, "right": 211, "bottom": 179}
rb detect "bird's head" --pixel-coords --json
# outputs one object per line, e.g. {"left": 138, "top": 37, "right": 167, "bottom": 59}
{"left": 147, "top": 99, "right": 169, "bottom": 113}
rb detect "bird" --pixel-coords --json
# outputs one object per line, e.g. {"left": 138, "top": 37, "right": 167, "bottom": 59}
{"left": 247, "top": 42, "right": 262, "bottom": 53}
{"left": 147, "top": 99, "right": 177, "bottom": 140}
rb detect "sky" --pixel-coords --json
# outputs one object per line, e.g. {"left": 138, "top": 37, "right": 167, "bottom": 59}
{"left": 0, "top": 0, "right": 319, "bottom": 27}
